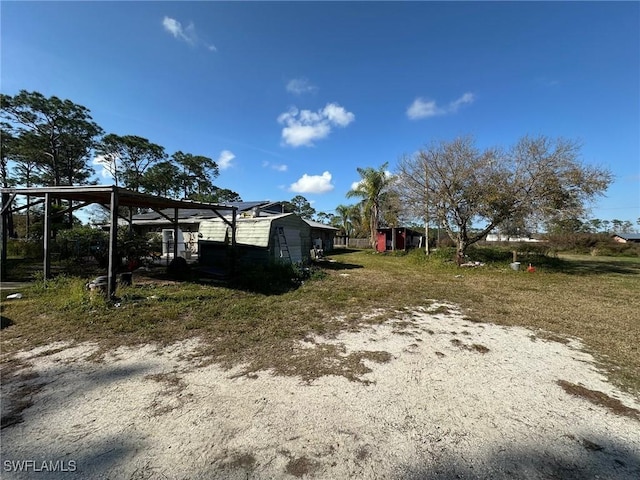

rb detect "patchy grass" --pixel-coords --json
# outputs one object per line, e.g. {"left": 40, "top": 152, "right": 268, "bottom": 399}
{"left": 470, "top": 344, "right": 490, "bottom": 354}
{"left": 450, "top": 339, "right": 490, "bottom": 354}
{"left": 0, "top": 372, "right": 45, "bottom": 429}
{"left": 557, "top": 380, "right": 640, "bottom": 421}
{"left": 1, "top": 250, "right": 639, "bottom": 394}
{"left": 223, "top": 453, "right": 256, "bottom": 471}
{"left": 145, "top": 372, "right": 189, "bottom": 416}
{"left": 285, "top": 456, "right": 320, "bottom": 478}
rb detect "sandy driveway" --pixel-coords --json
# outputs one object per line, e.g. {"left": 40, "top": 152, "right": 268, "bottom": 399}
{"left": 1, "top": 303, "right": 639, "bottom": 479}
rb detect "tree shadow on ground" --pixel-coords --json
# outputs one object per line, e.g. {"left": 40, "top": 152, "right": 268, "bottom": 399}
{"left": 315, "top": 259, "right": 364, "bottom": 271}
{"left": 1, "top": 360, "right": 151, "bottom": 431}
{"left": 0, "top": 355, "right": 155, "bottom": 478}
{"left": 464, "top": 250, "right": 640, "bottom": 276}
{"left": 534, "top": 256, "right": 640, "bottom": 276}
{"left": 328, "top": 248, "right": 364, "bottom": 256}
{"left": 1, "top": 435, "right": 143, "bottom": 480}
{"left": 2, "top": 258, "right": 43, "bottom": 282}
{"left": 397, "top": 435, "right": 640, "bottom": 480}
{"left": 1, "top": 315, "right": 14, "bottom": 329}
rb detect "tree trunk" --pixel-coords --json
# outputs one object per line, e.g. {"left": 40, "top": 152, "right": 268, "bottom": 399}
{"left": 424, "top": 218, "right": 430, "bottom": 255}
{"left": 456, "top": 238, "right": 467, "bottom": 266}
{"left": 369, "top": 205, "right": 378, "bottom": 249}
{"left": 26, "top": 200, "right": 30, "bottom": 238}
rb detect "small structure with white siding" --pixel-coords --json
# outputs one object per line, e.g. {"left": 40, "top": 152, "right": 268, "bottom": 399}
{"left": 198, "top": 213, "right": 311, "bottom": 268}
{"left": 612, "top": 233, "right": 640, "bottom": 243}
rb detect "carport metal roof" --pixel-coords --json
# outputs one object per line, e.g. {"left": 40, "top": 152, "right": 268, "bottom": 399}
{"left": 1, "top": 185, "right": 237, "bottom": 298}
{"left": 0, "top": 185, "right": 239, "bottom": 212}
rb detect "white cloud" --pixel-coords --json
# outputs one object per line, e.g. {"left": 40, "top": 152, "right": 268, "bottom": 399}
{"left": 163, "top": 16, "right": 196, "bottom": 44}
{"left": 281, "top": 122, "right": 331, "bottom": 148}
{"left": 162, "top": 16, "right": 216, "bottom": 51}
{"left": 290, "top": 171, "right": 335, "bottom": 194}
{"left": 407, "top": 92, "right": 475, "bottom": 120}
{"left": 322, "top": 103, "right": 355, "bottom": 127}
{"left": 217, "top": 150, "right": 235, "bottom": 170}
{"left": 286, "top": 77, "right": 317, "bottom": 95}
{"left": 449, "top": 92, "right": 475, "bottom": 112}
{"left": 92, "top": 154, "right": 116, "bottom": 181}
{"left": 349, "top": 170, "right": 393, "bottom": 192}
{"left": 407, "top": 98, "right": 442, "bottom": 119}
{"left": 262, "top": 160, "right": 288, "bottom": 172}
{"left": 350, "top": 179, "right": 363, "bottom": 191}
{"left": 278, "top": 103, "right": 355, "bottom": 147}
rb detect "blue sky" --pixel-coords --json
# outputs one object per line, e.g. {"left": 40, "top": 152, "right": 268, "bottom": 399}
{"left": 2, "top": 1, "right": 639, "bottom": 224}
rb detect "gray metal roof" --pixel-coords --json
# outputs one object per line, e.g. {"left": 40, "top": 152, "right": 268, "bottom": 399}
{"left": 613, "top": 232, "right": 640, "bottom": 240}
{"left": 1, "top": 185, "right": 233, "bottom": 212}
{"left": 304, "top": 218, "right": 339, "bottom": 230}
{"left": 131, "top": 201, "right": 281, "bottom": 221}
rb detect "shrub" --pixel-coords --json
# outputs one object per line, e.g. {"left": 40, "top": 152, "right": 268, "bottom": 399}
{"left": 6, "top": 238, "right": 42, "bottom": 259}
{"left": 56, "top": 226, "right": 108, "bottom": 261}
{"left": 231, "top": 261, "right": 308, "bottom": 294}
{"left": 430, "top": 247, "right": 457, "bottom": 262}
{"left": 466, "top": 246, "right": 513, "bottom": 263}
{"left": 544, "top": 233, "right": 640, "bottom": 257}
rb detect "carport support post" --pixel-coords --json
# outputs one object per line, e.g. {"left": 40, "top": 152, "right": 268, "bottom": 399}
{"left": 173, "top": 208, "right": 179, "bottom": 258}
{"left": 230, "top": 208, "right": 237, "bottom": 276}
{"left": 43, "top": 193, "right": 52, "bottom": 280}
{"left": 1, "top": 193, "right": 8, "bottom": 281}
{"left": 107, "top": 189, "right": 119, "bottom": 298}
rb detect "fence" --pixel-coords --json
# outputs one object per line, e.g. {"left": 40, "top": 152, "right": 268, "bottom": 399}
{"left": 334, "top": 237, "right": 371, "bottom": 249}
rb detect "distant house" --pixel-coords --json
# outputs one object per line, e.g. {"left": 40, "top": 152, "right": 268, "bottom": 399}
{"left": 198, "top": 213, "right": 312, "bottom": 267}
{"left": 124, "top": 201, "right": 285, "bottom": 256}
{"left": 375, "top": 227, "right": 424, "bottom": 252}
{"left": 125, "top": 200, "right": 338, "bottom": 260}
{"left": 485, "top": 233, "right": 542, "bottom": 243}
{"left": 612, "top": 233, "right": 640, "bottom": 243}
{"left": 126, "top": 201, "right": 285, "bottom": 234}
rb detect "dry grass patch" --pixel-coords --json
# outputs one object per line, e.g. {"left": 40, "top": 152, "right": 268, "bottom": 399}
{"left": 223, "top": 453, "right": 256, "bottom": 471}
{"left": 557, "top": 380, "right": 640, "bottom": 421}
{"left": 145, "top": 372, "right": 189, "bottom": 416}
{"left": 1, "top": 370, "right": 46, "bottom": 430}
{"left": 228, "top": 342, "right": 392, "bottom": 383}
{"left": 285, "top": 456, "right": 320, "bottom": 478}
{"left": 450, "top": 338, "right": 490, "bottom": 354}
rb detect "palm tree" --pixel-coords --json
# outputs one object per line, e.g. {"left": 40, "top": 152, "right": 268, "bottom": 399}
{"left": 347, "top": 163, "right": 394, "bottom": 248}
{"left": 334, "top": 204, "right": 353, "bottom": 238}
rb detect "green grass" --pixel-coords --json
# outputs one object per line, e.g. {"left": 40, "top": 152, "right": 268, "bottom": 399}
{"left": 1, "top": 249, "right": 639, "bottom": 395}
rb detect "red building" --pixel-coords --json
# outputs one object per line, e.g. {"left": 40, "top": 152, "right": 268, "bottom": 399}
{"left": 375, "top": 227, "right": 424, "bottom": 252}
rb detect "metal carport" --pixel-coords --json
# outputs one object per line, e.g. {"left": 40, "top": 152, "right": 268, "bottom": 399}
{"left": 1, "top": 185, "right": 237, "bottom": 298}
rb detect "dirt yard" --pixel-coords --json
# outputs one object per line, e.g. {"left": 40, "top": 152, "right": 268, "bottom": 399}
{"left": 1, "top": 303, "right": 639, "bottom": 479}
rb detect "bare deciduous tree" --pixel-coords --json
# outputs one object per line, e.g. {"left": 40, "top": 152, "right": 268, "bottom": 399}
{"left": 397, "top": 135, "right": 612, "bottom": 263}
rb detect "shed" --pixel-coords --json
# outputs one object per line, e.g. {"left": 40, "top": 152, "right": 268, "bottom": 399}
{"left": 199, "top": 213, "right": 311, "bottom": 268}
{"left": 376, "top": 227, "right": 424, "bottom": 252}
{"left": 304, "top": 219, "right": 339, "bottom": 252}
